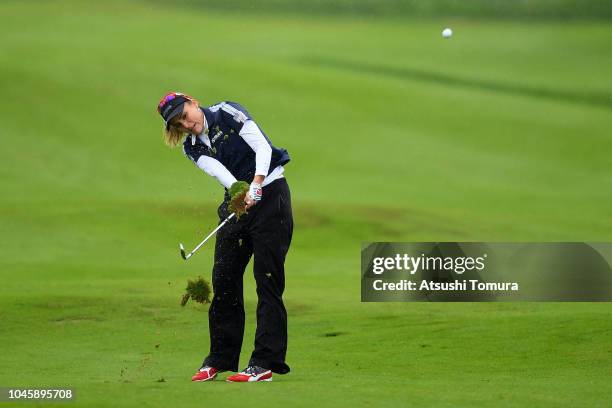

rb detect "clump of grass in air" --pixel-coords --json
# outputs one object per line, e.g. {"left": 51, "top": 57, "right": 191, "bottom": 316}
{"left": 180, "top": 276, "right": 212, "bottom": 306}
{"left": 228, "top": 181, "right": 249, "bottom": 218}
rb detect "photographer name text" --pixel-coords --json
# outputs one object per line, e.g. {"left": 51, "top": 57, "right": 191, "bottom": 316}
{"left": 372, "top": 279, "right": 519, "bottom": 291}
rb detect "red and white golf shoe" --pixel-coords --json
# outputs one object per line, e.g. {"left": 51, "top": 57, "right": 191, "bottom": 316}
{"left": 226, "top": 366, "right": 272, "bottom": 382}
{"left": 191, "top": 366, "right": 218, "bottom": 382}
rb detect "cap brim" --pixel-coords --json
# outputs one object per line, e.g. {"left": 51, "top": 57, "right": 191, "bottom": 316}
{"left": 164, "top": 104, "right": 185, "bottom": 130}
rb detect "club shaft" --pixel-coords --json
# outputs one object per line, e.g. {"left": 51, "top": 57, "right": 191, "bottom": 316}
{"left": 187, "top": 213, "right": 235, "bottom": 258}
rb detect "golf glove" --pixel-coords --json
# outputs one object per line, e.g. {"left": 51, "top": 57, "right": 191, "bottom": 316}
{"left": 249, "top": 182, "right": 263, "bottom": 202}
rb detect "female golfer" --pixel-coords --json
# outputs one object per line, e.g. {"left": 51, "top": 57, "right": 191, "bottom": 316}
{"left": 157, "top": 92, "right": 293, "bottom": 382}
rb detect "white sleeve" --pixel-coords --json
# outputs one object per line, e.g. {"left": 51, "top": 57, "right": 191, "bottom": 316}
{"left": 239, "top": 120, "right": 272, "bottom": 177}
{"left": 195, "top": 156, "right": 238, "bottom": 189}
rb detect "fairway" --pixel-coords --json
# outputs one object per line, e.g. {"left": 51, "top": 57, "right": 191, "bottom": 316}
{"left": 1, "top": 1, "right": 611, "bottom": 406}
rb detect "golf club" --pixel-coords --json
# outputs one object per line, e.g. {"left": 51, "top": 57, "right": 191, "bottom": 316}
{"left": 179, "top": 213, "right": 235, "bottom": 261}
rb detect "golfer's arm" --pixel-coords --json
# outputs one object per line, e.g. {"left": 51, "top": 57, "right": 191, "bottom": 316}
{"left": 195, "top": 156, "right": 237, "bottom": 189}
{"left": 239, "top": 120, "right": 271, "bottom": 184}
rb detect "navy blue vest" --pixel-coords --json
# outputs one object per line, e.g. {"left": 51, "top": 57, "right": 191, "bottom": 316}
{"left": 182, "top": 101, "right": 290, "bottom": 183}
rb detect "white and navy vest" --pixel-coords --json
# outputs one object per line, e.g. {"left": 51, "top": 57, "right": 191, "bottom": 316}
{"left": 182, "top": 101, "right": 290, "bottom": 183}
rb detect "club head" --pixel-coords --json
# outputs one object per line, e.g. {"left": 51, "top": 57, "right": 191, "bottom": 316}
{"left": 179, "top": 243, "right": 187, "bottom": 260}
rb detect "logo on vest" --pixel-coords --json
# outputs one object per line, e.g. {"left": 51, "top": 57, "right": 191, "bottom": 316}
{"left": 211, "top": 131, "right": 224, "bottom": 143}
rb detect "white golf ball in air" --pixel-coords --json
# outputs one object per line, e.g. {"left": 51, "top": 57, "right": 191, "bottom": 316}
{"left": 442, "top": 28, "right": 453, "bottom": 39}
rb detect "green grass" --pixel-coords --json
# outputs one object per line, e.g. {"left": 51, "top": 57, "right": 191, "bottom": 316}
{"left": 1, "top": 1, "right": 611, "bottom": 406}
{"left": 156, "top": 0, "right": 612, "bottom": 19}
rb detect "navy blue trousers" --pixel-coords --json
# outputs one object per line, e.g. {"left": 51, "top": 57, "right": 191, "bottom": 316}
{"left": 203, "top": 178, "right": 293, "bottom": 374}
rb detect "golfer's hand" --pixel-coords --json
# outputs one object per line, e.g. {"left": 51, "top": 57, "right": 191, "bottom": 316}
{"left": 244, "top": 195, "right": 255, "bottom": 210}
{"left": 245, "top": 182, "right": 262, "bottom": 210}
